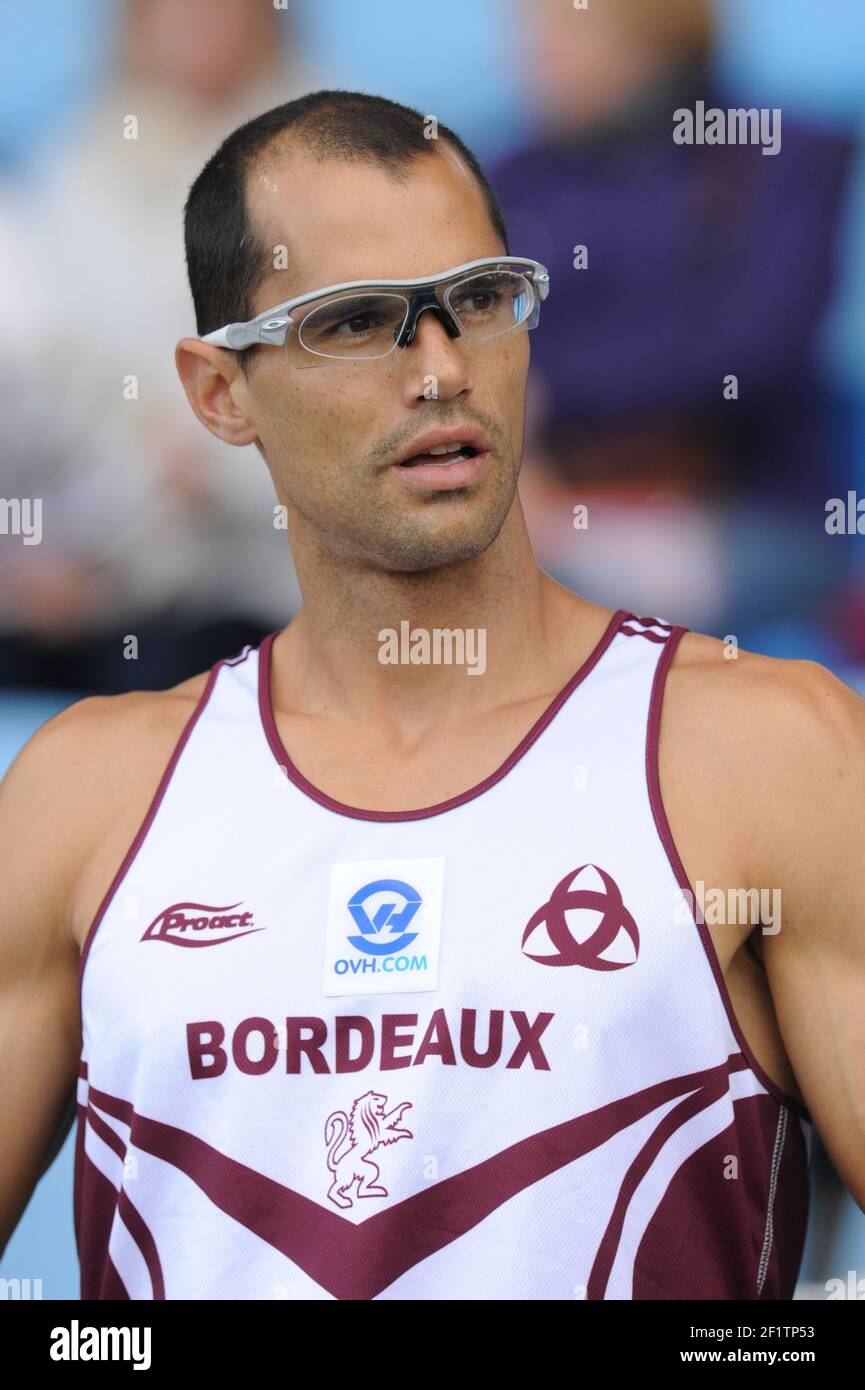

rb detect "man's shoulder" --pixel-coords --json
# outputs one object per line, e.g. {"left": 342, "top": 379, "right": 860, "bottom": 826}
{"left": 0, "top": 669, "right": 213, "bottom": 844}
{"left": 663, "top": 629, "right": 865, "bottom": 873}
{"left": 0, "top": 669, "right": 215, "bottom": 956}
{"left": 19, "top": 670, "right": 210, "bottom": 768}
{"left": 666, "top": 628, "right": 863, "bottom": 745}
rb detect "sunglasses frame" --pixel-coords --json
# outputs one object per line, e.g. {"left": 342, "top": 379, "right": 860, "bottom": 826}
{"left": 200, "top": 256, "right": 550, "bottom": 354}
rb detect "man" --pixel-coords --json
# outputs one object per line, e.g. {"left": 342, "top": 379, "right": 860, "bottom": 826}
{"left": 1, "top": 90, "right": 863, "bottom": 1301}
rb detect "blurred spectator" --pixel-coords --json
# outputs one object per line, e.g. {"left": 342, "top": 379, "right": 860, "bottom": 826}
{"left": 0, "top": 0, "right": 320, "bottom": 693}
{"left": 492, "top": 0, "right": 856, "bottom": 638}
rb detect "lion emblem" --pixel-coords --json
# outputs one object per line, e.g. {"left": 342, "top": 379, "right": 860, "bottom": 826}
{"left": 325, "top": 1090, "right": 413, "bottom": 1209}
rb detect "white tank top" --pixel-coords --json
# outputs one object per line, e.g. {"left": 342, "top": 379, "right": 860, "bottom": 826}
{"left": 75, "top": 609, "right": 812, "bottom": 1300}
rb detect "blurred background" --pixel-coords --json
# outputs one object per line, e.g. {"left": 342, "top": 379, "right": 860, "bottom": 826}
{"left": 1, "top": 0, "right": 863, "bottom": 1299}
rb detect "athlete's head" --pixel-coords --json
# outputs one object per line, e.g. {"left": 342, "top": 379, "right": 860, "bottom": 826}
{"left": 176, "top": 90, "right": 534, "bottom": 577}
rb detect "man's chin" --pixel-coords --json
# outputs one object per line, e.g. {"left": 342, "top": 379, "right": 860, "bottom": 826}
{"left": 373, "top": 511, "right": 513, "bottom": 574}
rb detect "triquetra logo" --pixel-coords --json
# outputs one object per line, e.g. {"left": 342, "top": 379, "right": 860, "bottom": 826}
{"left": 522, "top": 865, "right": 639, "bottom": 970}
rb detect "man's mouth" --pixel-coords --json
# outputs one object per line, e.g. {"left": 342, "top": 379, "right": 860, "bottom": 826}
{"left": 398, "top": 442, "right": 479, "bottom": 467}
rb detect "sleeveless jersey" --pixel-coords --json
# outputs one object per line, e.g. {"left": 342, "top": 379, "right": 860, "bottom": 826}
{"left": 75, "top": 609, "right": 812, "bottom": 1300}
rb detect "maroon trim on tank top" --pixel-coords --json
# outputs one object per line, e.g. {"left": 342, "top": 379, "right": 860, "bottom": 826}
{"left": 257, "top": 607, "right": 628, "bottom": 822}
{"left": 82, "top": 1088, "right": 166, "bottom": 1299}
{"left": 621, "top": 624, "right": 668, "bottom": 643}
{"left": 587, "top": 1072, "right": 728, "bottom": 1299}
{"left": 100, "top": 1257, "right": 131, "bottom": 1300}
{"left": 77, "top": 1118, "right": 165, "bottom": 1299}
{"left": 76, "top": 648, "right": 250, "bottom": 1002}
{"left": 645, "top": 625, "right": 813, "bottom": 1125}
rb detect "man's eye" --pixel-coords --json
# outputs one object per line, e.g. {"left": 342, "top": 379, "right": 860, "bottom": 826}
{"left": 327, "top": 313, "right": 377, "bottom": 336}
{"left": 455, "top": 289, "right": 501, "bottom": 314}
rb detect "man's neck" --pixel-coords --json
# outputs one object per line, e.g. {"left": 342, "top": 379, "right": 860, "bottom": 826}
{"left": 270, "top": 505, "right": 597, "bottom": 741}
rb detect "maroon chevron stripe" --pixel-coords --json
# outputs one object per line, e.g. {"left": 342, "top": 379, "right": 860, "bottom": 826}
{"left": 82, "top": 1057, "right": 750, "bottom": 1300}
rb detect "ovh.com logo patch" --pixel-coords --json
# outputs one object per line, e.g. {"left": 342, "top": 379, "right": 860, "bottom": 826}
{"left": 339, "top": 878, "right": 428, "bottom": 975}
{"left": 324, "top": 859, "right": 445, "bottom": 997}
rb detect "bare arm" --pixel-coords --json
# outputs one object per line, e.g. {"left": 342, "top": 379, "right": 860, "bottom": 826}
{"left": 0, "top": 673, "right": 207, "bottom": 1257}
{"left": 0, "top": 700, "right": 103, "bottom": 1256}
{"left": 751, "top": 660, "right": 865, "bottom": 1209}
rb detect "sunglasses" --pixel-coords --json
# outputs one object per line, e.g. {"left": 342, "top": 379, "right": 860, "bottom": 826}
{"left": 200, "top": 256, "right": 550, "bottom": 367}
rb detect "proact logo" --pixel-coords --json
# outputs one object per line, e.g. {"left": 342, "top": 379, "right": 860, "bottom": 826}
{"left": 141, "top": 900, "right": 263, "bottom": 947}
{"left": 50, "top": 1320, "right": 151, "bottom": 1370}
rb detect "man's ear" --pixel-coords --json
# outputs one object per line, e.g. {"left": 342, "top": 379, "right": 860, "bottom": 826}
{"left": 175, "top": 338, "right": 259, "bottom": 447}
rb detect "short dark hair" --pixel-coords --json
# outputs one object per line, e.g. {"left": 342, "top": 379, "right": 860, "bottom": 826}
{"left": 183, "top": 88, "right": 510, "bottom": 374}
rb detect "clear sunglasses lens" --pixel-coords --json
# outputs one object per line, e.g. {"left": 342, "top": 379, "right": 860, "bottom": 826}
{"left": 295, "top": 292, "right": 408, "bottom": 361}
{"left": 445, "top": 270, "right": 537, "bottom": 340}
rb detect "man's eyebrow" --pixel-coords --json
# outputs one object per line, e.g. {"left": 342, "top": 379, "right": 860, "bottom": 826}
{"left": 301, "top": 292, "right": 386, "bottom": 316}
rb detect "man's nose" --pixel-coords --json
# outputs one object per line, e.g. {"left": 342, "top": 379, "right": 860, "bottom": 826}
{"left": 395, "top": 293, "right": 461, "bottom": 349}
{"left": 399, "top": 305, "right": 475, "bottom": 404}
